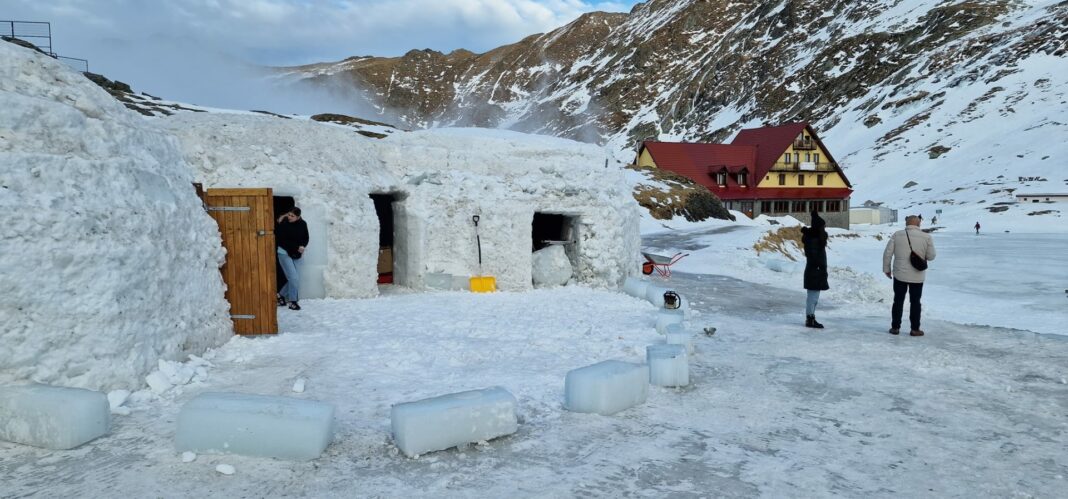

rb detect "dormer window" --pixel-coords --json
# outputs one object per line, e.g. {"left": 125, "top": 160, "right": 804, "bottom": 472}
{"left": 736, "top": 173, "right": 747, "bottom": 186}
{"left": 716, "top": 172, "right": 727, "bottom": 186}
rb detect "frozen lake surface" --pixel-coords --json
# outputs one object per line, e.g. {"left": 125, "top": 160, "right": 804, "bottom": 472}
{"left": 0, "top": 230, "right": 1065, "bottom": 497}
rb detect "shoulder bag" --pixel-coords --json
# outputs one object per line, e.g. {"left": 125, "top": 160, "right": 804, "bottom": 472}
{"left": 905, "top": 230, "right": 929, "bottom": 271}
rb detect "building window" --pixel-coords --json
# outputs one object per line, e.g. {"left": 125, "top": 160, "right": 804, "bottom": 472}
{"left": 773, "top": 201, "right": 789, "bottom": 213}
{"left": 805, "top": 153, "right": 811, "bottom": 162}
{"left": 792, "top": 201, "right": 807, "bottom": 212}
{"left": 817, "top": 174, "right": 824, "bottom": 186}
{"left": 826, "top": 200, "right": 842, "bottom": 212}
{"left": 811, "top": 200, "right": 824, "bottom": 212}
{"left": 716, "top": 172, "right": 727, "bottom": 186}
{"left": 761, "top": 201, "right": 772, "bottom": 213}
{"left": 784, "top": 153, "right": 791, "bottom": 163}
{"left": 814, "top": 153, "right": 820, "bottom": 165}
{"left": 798, "top": 174, "right": 805, "bottom": 186}
{"left": 778, "top": 174, "right": 786, "bottom": 186}
{"left": 736, "top": 173, "right": 747, "bottom": 186}
{"left": 794, "top": 153, "right": 800, "bottom": 163}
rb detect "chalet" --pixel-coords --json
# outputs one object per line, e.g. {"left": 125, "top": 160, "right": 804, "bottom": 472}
{"left": 636, "top": 123, "right": 853, "bottom": 228}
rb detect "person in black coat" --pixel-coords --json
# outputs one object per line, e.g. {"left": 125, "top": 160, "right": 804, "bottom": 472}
{"left": 800, "top": 210, "right": 829, "bottom": 328}
{"left": 276, "top": 207, "right": 310, "bottom": 310}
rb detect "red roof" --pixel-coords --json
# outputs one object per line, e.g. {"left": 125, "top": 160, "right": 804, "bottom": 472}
{"left": 639, "top": 122, "right": 854, "bottom": 202}
{"left": 731, "top": 122, "right": 852, "bottom": 187}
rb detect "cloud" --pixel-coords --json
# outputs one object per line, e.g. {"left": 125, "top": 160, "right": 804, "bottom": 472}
{"left": 3, "top": 0, "right": 634, "bottom": 113}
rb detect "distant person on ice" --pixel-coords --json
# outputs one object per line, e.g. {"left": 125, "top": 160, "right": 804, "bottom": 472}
{"left": 801, "top": 210, "right": 829, "bottom": 329}
{"left": 883, "top": 215, "right": 936, "bottom": 336}
{"left": 276, "top": 207, "right": 309, "bottom": 311}
{"left": 975, "top": 221, "right": 981, "bottom": 234}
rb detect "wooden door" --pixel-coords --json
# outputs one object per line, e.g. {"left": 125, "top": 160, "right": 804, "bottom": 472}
{"left": 205, "top": 188, "right": 278, "bottom": 335}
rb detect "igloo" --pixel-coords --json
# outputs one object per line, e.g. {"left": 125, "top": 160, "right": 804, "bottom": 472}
{"left": 0, "top": 42, "right": 231, "bottom": 390}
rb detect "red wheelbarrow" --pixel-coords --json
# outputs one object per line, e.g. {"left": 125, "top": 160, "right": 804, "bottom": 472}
{"left": 641, "top": 252, "right": 689, "bottom": 279}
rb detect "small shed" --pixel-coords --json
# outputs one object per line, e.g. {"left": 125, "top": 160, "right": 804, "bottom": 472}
{"left": 850, "top": 203, "right": 898, "bottom": 225}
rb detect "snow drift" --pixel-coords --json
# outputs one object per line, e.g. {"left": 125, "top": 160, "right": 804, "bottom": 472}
{"left": 0, "top": 42, "right": 232, "bottom": 391}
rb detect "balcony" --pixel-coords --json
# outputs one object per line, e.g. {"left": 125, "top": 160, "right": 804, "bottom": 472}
{"left": 793, "top": 139, "right": 817, "bottom": 150}
{"left": 769, "top": 161, "right": 837, "bottom": 172}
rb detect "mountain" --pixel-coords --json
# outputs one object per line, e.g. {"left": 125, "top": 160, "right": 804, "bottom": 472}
{"left": 280, "top": 0, "right": 1067, "bottom": 215}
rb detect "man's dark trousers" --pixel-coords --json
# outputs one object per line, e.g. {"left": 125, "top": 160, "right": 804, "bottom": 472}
{"left": 892, "top": 278, "right": 924, "bottom": 331}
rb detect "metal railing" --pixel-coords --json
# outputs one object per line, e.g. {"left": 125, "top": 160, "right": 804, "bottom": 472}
{"left": 1, "top": 20, "right": 88, "bottom": 72}
{"left": 792, "top": 139, "right": 817, "bottom": 150}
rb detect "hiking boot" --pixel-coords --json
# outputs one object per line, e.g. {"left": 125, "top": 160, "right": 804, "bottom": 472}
{"left": 909, "top": 329, "right": 924, "bottom": 336}
{"left": 889, "top": 328, "right": 900, "bottom": 335}
{"left": 288, "top": 301, "right": 301, "bottom": 311}
{"left": 805, "top": 315, "right": 824, "bottom": 329}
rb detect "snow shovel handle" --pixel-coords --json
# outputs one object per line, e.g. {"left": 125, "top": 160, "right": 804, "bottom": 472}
{"left": 473, "top": 215, "right": 483, "bottom": 267}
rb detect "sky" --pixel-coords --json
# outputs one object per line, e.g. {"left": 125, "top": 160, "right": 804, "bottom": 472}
{"left": 3, "top": 0, "right": 641, "bottom": 113}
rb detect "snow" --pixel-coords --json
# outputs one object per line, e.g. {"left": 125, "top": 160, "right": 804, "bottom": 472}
{"left": 646, "top": 344, "right": 689, "bottom": 387}
{"left": 531, "top": 245, "right": 572, "bottom": 287}
{"left": 0, "top": 384, "right": 110, "bottom": 450}
{"left": 390, "top": 387, "right": 518, "bottom": 458}
{"left": 174, "top": 392, "right": 335, "bottom": 461}
{"left": 564, "top": 360, "right": 650, "bottom": 416}
{"left": 0, "top": 43, "right": 231, "bottom": 391}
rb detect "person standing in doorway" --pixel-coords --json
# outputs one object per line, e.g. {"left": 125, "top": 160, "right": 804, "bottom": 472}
{"left": 974, "top": 221, "right": 981, "bottom": 234}
{"left": 883, "top": 215, "right": 936, "bottom": 336}
{"left": 801, "top": 210, "right": 829, "bottom": 329}
{"left": 276, "top": 207, "right": 309, "bottom": 310}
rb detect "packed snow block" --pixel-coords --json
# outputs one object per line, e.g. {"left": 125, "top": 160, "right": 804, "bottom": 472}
{"left": 564, "top": 361, "right": 649, "bottom": 415}
{"left": 0, "top": 384, "right": 110, "bottom": 450}
{"left": 175, "top": 392, "right": 335, "bottom": 461}
{"left": 655, "top": 308, "right": 685, "bottom": 334}
{"left": 531, "top": 245, "right": 573, "bottom": 287}
{"left": 646, "top": 344, "right": 689, "bottom": 387}
{"left": 391, "top": 387, "right": 518, "bottom": 457}
{"left": 665, "top": 324, "right": 695, "bottom": 354}
{"left": 622, "top": 277, "right": 650, "bottom": 299}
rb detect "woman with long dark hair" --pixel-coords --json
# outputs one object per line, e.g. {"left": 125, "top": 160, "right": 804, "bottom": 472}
{"left": 800, "top": 210, "right": 829, "bottom": 329}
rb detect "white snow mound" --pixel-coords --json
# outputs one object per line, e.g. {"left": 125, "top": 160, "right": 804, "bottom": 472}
{"left": 0, "top": 42, "right": 231, "bottom": 391}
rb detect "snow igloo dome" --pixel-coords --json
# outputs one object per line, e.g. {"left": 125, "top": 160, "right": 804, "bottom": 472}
{"left": 0, "top": 42, "right": 232, "bottom": 390}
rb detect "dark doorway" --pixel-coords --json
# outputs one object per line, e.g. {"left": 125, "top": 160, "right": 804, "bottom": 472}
{"left": 273, "top": 196, "right": 296, "bottom": 295}
{"left": 532, "top": 213, "right": 575, "bottom": 251}
{"left": 371, "top": 193, "right": 398, "bottom": 284}
{"left": 274, "top": 196, "right": 296, "bottom": 219}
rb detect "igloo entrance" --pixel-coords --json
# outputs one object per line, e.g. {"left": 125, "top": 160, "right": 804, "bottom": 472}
{"left": 273, "top": 194, "right": 328, "bottom": 300}
{"left": 371, "top": 193, "right": 405, "bottom": 286}
{"left": 531, "top": 212, "right": 579, "bottom": 286}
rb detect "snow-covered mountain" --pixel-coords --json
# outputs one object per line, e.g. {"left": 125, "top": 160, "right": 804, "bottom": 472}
{"left": 281, "top": 0, "right": 1067, "bottom": 222}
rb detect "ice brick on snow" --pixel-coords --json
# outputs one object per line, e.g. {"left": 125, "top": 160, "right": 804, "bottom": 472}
{"left": 0, "top": 384, "right": 110, "bottom": 449}
{"left": 391, "top": 387, "right": 518, "bottom": 457}
{"left": 175, "top": 392, "right": 335, "bottom": 461}
{"left": 655, "top": 308, "right": 685, "bottom": 333}
{"left": 564, "top": 361, "right": 648, "bottom": 415}
{"left": 623, "top": 277, "right": 650, "bottom": 299}
{"left": 665, "top": 324, "right": 695, "bottom": 354}
{"left": 647, "top": 344, "right": 689, "bottom": 387}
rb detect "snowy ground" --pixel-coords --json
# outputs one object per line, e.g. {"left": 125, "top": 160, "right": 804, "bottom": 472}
{"left": 2, "top": 219, "right": 1067, "bottom": 497}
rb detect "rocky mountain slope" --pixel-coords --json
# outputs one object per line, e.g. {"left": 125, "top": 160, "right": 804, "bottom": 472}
{"left": 282, "top": 0, "right": 1067, "bottom": 220}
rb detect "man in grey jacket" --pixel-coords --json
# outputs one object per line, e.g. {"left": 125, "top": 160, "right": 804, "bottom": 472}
{"left": 883, "top": 215, "right": 937, "bottom": 336}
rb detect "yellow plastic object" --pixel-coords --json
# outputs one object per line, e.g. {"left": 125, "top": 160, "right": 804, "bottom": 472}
{"left": 469, "top": 276, "right": 497, "bottom": 293}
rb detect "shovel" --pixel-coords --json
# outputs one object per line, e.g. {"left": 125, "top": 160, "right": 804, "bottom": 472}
{"left": 469, "top": 215, "right": 497, "bottom": 292}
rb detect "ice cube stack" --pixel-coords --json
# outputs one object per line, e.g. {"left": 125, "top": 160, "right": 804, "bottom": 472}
{"left": 646, "top": 344, "right": 689, "bottom": 387}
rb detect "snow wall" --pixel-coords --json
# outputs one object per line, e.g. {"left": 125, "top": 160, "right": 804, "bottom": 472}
{"left": 0, "top": 43, "right": 232, "bottom": 391}
{"left": 160, "top": 115, "right": 641, "bottom": 297}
